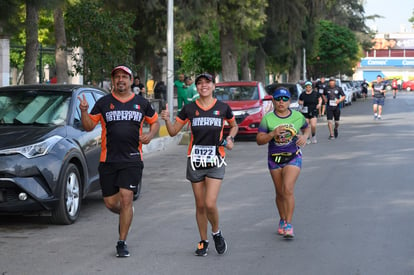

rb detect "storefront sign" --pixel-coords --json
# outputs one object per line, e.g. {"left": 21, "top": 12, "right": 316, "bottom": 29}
{"left": 360, "top": 59, "right": 414, "bottom": 67}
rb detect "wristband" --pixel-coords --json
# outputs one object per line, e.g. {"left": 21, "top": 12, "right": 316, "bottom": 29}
{"left": 227, "top": 136, "right": 235, "bottom": 142}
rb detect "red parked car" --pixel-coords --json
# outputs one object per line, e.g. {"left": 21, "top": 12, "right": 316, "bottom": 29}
{"left": 402, "top": 80, "right": 414, "bottom": 91}
{"left": 214, "top": 81, "right": 273, "bottom": 136}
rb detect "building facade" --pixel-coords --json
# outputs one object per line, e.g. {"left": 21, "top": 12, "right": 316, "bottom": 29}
{"left": 354, "top": 33, "right": 414, "bottom": 82}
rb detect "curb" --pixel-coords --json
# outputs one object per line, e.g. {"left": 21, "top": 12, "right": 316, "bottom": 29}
{"left": 142, "top": 131, "right": 186, "bottom": 154}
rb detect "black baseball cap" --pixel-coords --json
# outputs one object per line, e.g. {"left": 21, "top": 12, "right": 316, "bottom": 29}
{"left": 195, "top": 73, "right": 214, "bottom": 84}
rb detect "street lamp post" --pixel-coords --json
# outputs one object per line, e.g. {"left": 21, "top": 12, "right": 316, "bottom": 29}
{"left": 167, "top": 0, "right": 174, "bottom": 121}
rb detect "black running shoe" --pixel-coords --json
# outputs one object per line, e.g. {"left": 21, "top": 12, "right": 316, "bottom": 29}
{"left": 334, "top": 128, "right": 338, "bottom": 138}
{"left": 116, "top": 241, "right": 130, "bottom": 257}
{"left": 195, "top": 240, "right": 209, "bottom": 256}
{"left": 212, "top": 231, "right": 227, "bottom": 255}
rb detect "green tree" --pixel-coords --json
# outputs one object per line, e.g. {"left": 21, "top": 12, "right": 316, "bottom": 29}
{"left": 102, "top": 0, "right": 168, "bottom": 81}
{"left": 3, "top": 0, "right": 64, "bottom": 84}
{"left": 65, "top": 0, "right": 137, "bottom": 83}
{"left": 409, "top": 9, "right": 414, "bottom": 28}
{"left": 177, "top": 0, "right": 266, "bottom": 81}
{"left": 308, "top": 20, "right": 359, "bottom": 77}
{"left": 255, "top": 0, "right": 307, "bottom": 82}
{"left": 0, "top": 0, "right": 21, "bottom": 36}
{"left": 179, "top": 23, "right": 221, "bottom": 75}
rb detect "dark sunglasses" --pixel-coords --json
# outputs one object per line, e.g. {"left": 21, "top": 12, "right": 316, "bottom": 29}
{"left": 274, "top": 96, "right": 290, "bottom": 102}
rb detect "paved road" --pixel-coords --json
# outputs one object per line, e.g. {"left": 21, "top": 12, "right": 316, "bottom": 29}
{"left": 1, "top": 92, "right": 414, "bottom": 275}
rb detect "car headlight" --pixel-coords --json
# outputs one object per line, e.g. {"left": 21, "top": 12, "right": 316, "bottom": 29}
{"left": 0, "top": 135, "right": 63, "bottom": 159}
{"left": 245, "top": 107, "right": 262, "bottom": 115}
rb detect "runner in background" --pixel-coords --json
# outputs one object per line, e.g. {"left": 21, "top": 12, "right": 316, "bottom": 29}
{"left": 299, "top": 81, "right": 322, "bottom": 144}
{"left": 391, "top": 78, "right": 398, "bottom": 99}
{"left": 315, "top": 77, "right": 328, "bottom": 117}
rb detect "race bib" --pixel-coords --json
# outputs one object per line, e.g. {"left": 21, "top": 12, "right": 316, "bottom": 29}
{"left": 191, "top": 145, "right": 216, "bottom": 164}
{"left": 301, "top": 106, "right": 308, "bottom": 113}
{"left": 329, "top": 99, "right": 337, "bottom": 107}
{"left": 319, "top": 89, "right": 324, "bottom": 94}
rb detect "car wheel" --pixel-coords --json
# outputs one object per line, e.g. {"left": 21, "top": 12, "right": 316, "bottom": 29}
{"left": 133, "top": 178, "right": 142, "bottom": 201}
{"left": 51, "top": 163, "right": 82, "bottom": 225}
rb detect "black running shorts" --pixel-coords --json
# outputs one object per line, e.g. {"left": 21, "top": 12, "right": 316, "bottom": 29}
{"left": 326, "top": 107, "right": 341, "bottom": 121}
{"left": 98, "top": 162, "right": 143, "bottom": 197}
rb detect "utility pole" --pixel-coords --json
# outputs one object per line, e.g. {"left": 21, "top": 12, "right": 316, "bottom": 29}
{"left": 167, "top": 0, "right": 174, "bottom": 121}
{"left": 303, "top": 48, "right": 306, "bottom": 81}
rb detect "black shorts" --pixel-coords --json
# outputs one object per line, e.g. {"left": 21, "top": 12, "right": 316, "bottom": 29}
{"left": 98, "top": 162, "right": 143, "bottom": 197}
{"left": 326, "top": 107, "right": 341, "bottom": 121}
{"left": 302, "top": 108, "right": 318, "bottom": 119}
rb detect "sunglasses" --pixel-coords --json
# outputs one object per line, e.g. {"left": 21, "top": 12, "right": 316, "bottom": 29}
{"left": 274, "top": 96, "right": 290, "bottom": 102}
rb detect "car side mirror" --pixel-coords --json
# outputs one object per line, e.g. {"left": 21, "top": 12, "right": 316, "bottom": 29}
{"left": 263, "top": 95, "right": 273, "bottom": 101}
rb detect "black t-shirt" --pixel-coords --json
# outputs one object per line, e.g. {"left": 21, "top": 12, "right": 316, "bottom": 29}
{"left": 315, "top": 81, "right": 327, "bottom": 94}
{"left": 323, "top": 86, "right": 345, "bottom": 109}
{"left": 90, "top": 93, "right": 158, "bottom": 162}
{"left": 361, "top": 82, "right": 368, "bottom": 92}
{"left": 299, "top": 91, "right": 321, "bottom": 112}
{"left": 132, "top": 83, "right": 145, "bottom": 95}
{"left": 176, "top": 99, "right": 235, "bottom": 158}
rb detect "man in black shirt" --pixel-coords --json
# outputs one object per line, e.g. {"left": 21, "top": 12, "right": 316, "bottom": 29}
{"left": 315, "top": 77, "right": 328, "bottom": 116}
{"left": 371, "top": 75, "right": 386, "bottom": 119}
{"left": 361, "top": 79, "right": 369, "bottom": 100}
{"left": 131, "top": 76, "right": 146, "bottom": 96}
{"left": 322, "top": 78, "right": 345, "bottom": 140}
{"left": 78, "top": 65, "right": 160, "bottom": 257}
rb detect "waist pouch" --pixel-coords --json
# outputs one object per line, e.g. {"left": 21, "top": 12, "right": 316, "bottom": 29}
{"left": 271, "top": 151, "right": 299, "bottom": 164}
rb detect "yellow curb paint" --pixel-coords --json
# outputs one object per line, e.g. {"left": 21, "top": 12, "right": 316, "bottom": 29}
{"left": 159, "top": 125, "right": 169, "bottom": 137}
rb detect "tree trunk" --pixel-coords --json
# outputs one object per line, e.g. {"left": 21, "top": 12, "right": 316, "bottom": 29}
{"left": 219, "top": 27, "right": 238, "bottom": 81}
{"left": 254, "top": 45, "right": 266, "bottom": 84}
{"left": 54, "top": 7, "right": 69, "bottom": 84}
{"left": 150, "top": 53, "right": 164, "bottom": 83}
{"left": 23, "top": 0, "right": 39, "bottom": 84}
{"left": 288, "top": 49, "right": 302, "bottom": 82}
{"left": 240, "top": 47, "right": 250, "bottom": 81}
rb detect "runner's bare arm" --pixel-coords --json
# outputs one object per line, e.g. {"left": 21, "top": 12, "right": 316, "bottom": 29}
{"left": 160, "top": 103, "right": 185, "bottom": 136}
{"left": 256, "top": 126, "right": 284, "bottom": 145}
{"left": 140, "top": 120, "right": 160, "bottom": 144}
{"left": 77, "top": 94, "right": 96, "bottom": 131}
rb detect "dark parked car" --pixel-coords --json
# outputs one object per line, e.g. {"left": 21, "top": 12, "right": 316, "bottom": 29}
{"left": 0, "top": 84, "right": 111, "bottom": 224}
{"left": 214, "top": 81, "right": 273, "bottom": 136}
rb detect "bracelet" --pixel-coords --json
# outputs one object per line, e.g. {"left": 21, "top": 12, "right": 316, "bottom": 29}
{"left": 227, "top": 136, "right": 235, "bottom": 142}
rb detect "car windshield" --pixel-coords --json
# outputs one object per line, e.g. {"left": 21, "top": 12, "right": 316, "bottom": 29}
{"left": 214, "top": 86, "right": 259, "bottom": 101}
{"left": 0, "top": 90, "right": 71, "bottom": 126}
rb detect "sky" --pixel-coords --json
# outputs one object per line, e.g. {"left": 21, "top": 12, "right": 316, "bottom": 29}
{"left": 363, "top": 0, "right": 413, "bottom": 33}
